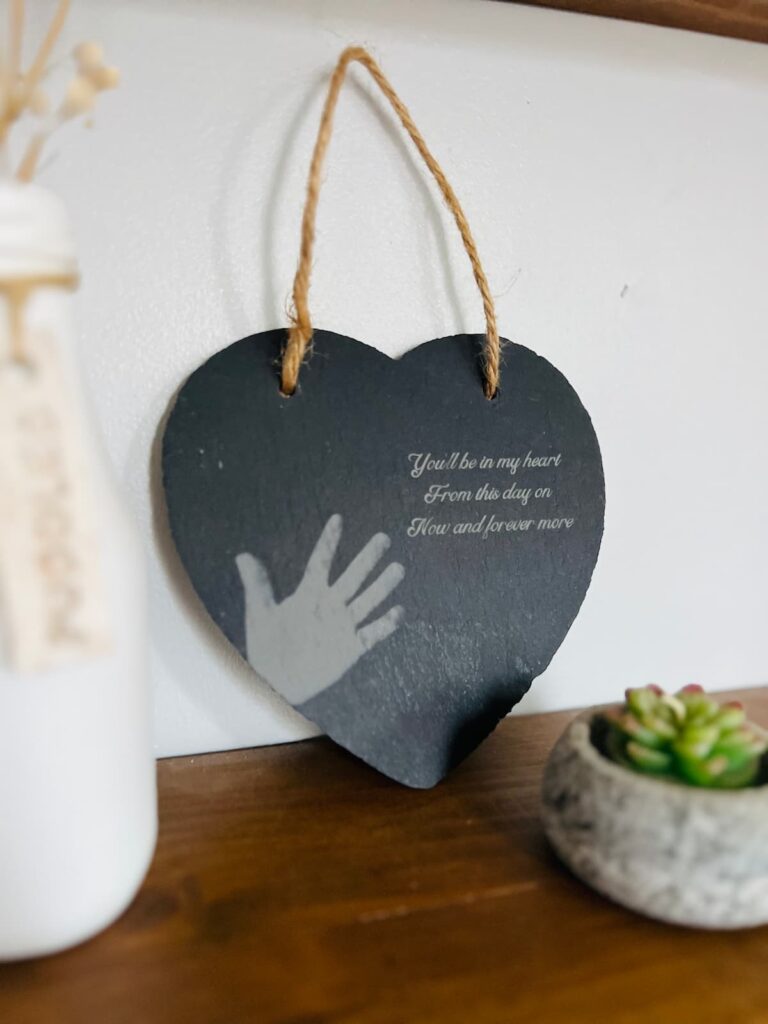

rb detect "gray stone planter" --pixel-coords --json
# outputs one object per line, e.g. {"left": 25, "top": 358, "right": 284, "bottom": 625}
{"left": 542, "top": 710, "right": 768, "bottom": 929}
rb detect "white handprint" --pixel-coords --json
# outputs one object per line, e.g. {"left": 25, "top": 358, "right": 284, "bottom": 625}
{"left": 235, "top": 514, "right": 405, "bottom": 705}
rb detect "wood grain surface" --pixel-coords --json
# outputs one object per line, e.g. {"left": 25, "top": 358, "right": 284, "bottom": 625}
{"left": 512, "top": 0, "right": 768, "bottom": 43}
{"left": 1, "top": 688, "right": 768, "bottom": 1024}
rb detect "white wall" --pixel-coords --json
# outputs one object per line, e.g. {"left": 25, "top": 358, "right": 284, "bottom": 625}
{"left": 27, "top": 0, "right": 768, "bottom": 756}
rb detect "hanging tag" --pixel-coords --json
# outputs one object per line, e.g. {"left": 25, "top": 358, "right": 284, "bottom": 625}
{"left": 0, "top": 329, "right": 111, "bottom": 673}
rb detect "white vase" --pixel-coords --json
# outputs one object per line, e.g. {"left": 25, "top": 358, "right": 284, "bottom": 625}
{"left": 0, "top": 183, "right": 157, "bottom": 959}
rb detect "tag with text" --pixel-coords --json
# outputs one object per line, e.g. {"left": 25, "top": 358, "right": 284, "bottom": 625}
{"left": 406, "top": 450, "right": 574, "bottom": 539}
{"left": 0, "top": 331, "right": 111, "bottom": 672}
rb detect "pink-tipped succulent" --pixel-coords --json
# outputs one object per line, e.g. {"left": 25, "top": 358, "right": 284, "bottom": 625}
{"left": 600, "top": 685, "right": 767, "bottom": 789}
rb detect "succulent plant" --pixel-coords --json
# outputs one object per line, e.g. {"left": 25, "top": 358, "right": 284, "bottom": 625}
{"left": 600, "top": 685, "right": 767, "bottom": 789}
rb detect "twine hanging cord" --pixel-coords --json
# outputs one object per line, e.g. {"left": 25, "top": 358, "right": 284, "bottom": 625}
{"left": 283, "top": 46, "right": 501, "bottom": 399}
{"left": 1, "top": 274, "right": 79, "bottom": 365}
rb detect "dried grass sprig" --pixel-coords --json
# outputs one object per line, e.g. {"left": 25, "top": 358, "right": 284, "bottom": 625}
{"left": 0, "top": 0, "right": 119, "bottom": 181}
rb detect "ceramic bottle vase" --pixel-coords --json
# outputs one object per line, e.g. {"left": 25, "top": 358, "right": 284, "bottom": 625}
{"left": 0, "top": 183, "right": 156, "bottom": 959}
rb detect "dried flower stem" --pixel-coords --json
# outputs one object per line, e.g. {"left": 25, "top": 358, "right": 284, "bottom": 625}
{"left": 8, "top": 0, "right": 24, "bottom": 82}
{"left": 1, "top": 0, "right": 118, "bottom": 182}
{"left": 0, "top": 0, "right": 24, "bottom": 136}
{"left": 0, "top": 0, "right": 71, "bottom": 144}
{"left": 15, "top": 129, "right": 45, "bottom": 183}
{"left": 15, "top": 0, "right": 71, "bottom": 112}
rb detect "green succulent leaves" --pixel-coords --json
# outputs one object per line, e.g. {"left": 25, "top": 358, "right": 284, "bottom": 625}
{"left": 601, "top": 685, "right": 767, "bottom": 789}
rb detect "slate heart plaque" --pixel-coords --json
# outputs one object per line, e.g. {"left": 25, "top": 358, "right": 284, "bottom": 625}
{"left": 162, "top": 329, "right": 604, "bottom": 787}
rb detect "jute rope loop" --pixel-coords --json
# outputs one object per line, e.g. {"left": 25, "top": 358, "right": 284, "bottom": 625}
{"left": 282, "top": 46, "right": 501, "bottom": 399}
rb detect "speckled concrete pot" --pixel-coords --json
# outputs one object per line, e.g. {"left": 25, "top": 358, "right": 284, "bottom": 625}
{"left": 542, "top": 711, "right": 768, "bottom": 929}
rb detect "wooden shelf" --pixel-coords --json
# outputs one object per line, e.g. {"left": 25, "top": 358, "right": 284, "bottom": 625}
{"left": 2, "top": 688, "right": 768, "bottom": 1023}
{"left": 511, "top": 0, "right": 768, "bottom": 44}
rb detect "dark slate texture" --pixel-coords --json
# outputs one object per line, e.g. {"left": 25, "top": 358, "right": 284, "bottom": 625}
{"left": 162, "top": 330, "right": 605, "bottom": 787}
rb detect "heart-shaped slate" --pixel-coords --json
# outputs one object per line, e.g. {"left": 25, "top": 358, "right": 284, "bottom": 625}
{"left": 162, "top": 330, "right": 604, "bottom": 787}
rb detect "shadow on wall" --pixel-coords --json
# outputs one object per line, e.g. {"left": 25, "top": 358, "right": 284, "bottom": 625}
{"left": 150, "top": 50, "right": 475, "bottom": 739}
{"left": 136, "top": 9, "right": 491, "bottom": 746}
{"left": 210, "top": 69, "right": 467, "bottom": 341}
